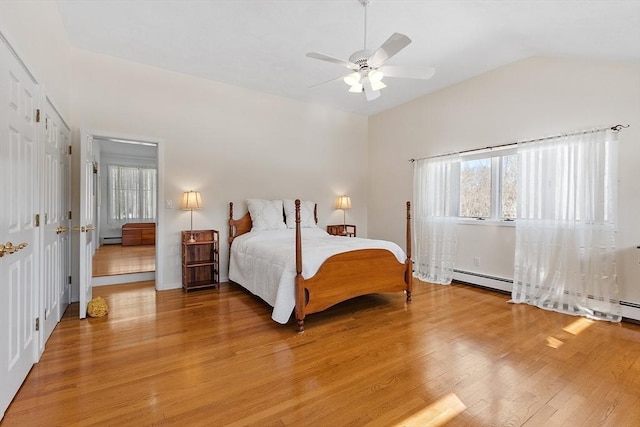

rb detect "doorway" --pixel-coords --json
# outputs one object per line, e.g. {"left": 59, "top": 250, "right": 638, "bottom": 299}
{"left": 91, "top": 137, "right": 159, "bottom": 287}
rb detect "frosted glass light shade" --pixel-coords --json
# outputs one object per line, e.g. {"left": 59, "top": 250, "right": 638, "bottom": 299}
{"left": 343, "top": 72, "right": 361, "bottom": 86}
{"left": 370, "top": 80, "right": 387, "bottom": 91}
{"left": 368, "top": 69, "right": 384, "bottom": 82}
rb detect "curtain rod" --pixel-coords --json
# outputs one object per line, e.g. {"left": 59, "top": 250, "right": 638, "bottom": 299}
{"left": 409, "top": 124, "right": 630, "bottom": 162}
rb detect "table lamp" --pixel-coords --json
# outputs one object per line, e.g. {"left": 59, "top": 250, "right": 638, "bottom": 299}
{"left": 181, "top": 190, "right": 202, "bottom": 242}
{"left": 336, "top": 195, "right": 351, "bottom": 235}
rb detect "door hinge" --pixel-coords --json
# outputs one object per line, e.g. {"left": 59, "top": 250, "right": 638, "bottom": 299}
{"left": 68, "top": 211, "right": 72, "bottom": 220}
{"left": 35, "top": 317, "right": 40, "bottom": 331}
{"left": 68, "top": 275, "right": 72, "bottom": 284}
{"left": 68, "top": 145, "right": 72, "bottom": 155}
{"left": 35, "top": 109, "right": 40, "bottom": 123}
{"left": 35, "top": 214, "right": 40, "bottom": 227}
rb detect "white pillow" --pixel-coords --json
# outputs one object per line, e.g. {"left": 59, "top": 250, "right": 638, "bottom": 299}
{"left": 283, "top": 199, "right": 317, "bottom": 229}
{"left": 247, "top": 199, "right": 286, "bottom": 231}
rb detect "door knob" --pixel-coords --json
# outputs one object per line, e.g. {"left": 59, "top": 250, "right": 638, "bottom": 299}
{"left": 0, "top": 242, "right": 28, "bottom": 258}
{"left": 56, "top": 226, "right": 70, "bottom": 234}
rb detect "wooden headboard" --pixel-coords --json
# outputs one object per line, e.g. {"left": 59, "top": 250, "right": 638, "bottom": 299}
{"left": 228, "top": 202, "right": 252, "bottom": 245}
{"left": 228, "top": 201, "right": 318, "bottom": 246}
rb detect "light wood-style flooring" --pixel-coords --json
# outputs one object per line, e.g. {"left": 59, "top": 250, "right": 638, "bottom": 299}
{"left": 3, "top": 281, "right": 639, "bottom": 426}
{"left": 92, "top": 244, "right": 155, "bottom": 277}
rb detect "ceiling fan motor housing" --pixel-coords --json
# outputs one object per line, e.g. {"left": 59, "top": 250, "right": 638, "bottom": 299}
{"left": 349, "top": 49, "right": 374, "bottom": 70}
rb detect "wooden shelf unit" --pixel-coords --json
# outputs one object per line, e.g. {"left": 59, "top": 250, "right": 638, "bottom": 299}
{"left": 181, "top": 229, "right": 219, "bottom": 292}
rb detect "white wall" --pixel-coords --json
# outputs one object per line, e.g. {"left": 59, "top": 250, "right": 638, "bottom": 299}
{"left": 368, "top": 57, "right": 640, "bottom": 306}
{"left": 0, "top": 0, "right": 71, "bottom": 118}
{"left": 71, "top": 49, "right": 369, "bottom": 289}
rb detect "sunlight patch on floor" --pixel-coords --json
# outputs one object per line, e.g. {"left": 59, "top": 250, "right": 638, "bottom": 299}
{"left": 394, "top": 393, "right": 466, "bottom": 427}
{"left": 546, "top": 336, "right": 564, "bottom": 348}
{"left": 563, "top": 317, "right": 594, "bottom": 335}
{"left": 546, "top": 317, "right": 595, "bottom": 349}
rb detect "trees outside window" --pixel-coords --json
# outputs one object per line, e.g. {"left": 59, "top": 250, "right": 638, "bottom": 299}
{"left": 459, "top": 153, "right": 516, "bottom": 220}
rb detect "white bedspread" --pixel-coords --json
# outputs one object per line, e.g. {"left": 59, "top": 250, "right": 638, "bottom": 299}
{"left": 228, "top": 228, "right": 406, "bottom": 324}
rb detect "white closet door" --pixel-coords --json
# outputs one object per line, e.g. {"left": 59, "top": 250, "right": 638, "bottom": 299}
{"left": 78, "top": 129, "right": 94, "bottom": 319}
{"left": 40, "top": 97, "right": 70, "bottom": 345}
{"left": 59, "top": 117, "right": 71, "bottom": 319}
{"left": 0, "top": 37, "right": 39, "bottom": 420}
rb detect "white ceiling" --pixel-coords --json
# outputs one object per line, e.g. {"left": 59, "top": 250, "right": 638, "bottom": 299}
{"left": 56, "top": 0, "right": 640, "bottom": 116}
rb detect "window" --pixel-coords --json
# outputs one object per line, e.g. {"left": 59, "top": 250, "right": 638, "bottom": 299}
{"left": 108, "top": 164, "right": 157, "bottom": 224}
{"left": 459, "top": 158, "right": 491, "bottom": 218}
{"left": 459, "top": 152, "right": 516, "bottom": 220}
{"left": 500, "top": 154, "right": 517, "bottom": 219}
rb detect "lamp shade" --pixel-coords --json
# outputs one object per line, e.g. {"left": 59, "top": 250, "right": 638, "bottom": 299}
{"left": 181, "top": 191, "right": 202, "bottom": 210}
{"left": 337, "top": 195, "right": 351, "bottom": 210}
{"left": 368, "top": 69, "right": 384, "bottom": 82}
{"left": 370, "top": 80, "right": 387, "bottom": 91}
{"left": 348, "top": 84, "right": 363, "bottom": 93}
{"left": 343, "top": 72, "right": 361, "bottom": 87}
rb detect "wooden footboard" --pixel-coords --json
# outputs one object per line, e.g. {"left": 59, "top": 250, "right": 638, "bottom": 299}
{"left": 293, "top": 200, "right": 412, "bottom": 332}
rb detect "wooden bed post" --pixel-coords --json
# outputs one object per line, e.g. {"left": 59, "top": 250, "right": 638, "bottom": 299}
{"left": 405, "top": 201, "right": 413, "bottom": 302}
{"left": 294, "top": 199, "right": 305, "bottom": 332}
{"left": 228, "top": 202, "right": 234, "bottom": 244}
{"left": 228, "top": 202, "right": 234, "bottom": 266}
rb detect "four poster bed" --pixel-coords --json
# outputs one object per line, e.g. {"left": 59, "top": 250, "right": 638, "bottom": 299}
{"left": 228, "top": 199, "right": 412, "bottom": 332}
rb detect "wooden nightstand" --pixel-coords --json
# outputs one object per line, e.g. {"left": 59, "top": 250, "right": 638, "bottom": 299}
{"left": 327, "top": 224, "right": 356, "bottom": 237}
{"left": 181, "top": 229, "right": 219, "bottom": 291}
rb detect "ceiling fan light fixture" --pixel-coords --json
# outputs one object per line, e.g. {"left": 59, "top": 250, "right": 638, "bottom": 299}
{"left": 368, "top": 69, "right": 384, "bottom": 82}
{"left": 349, "top": 83, "right": 364, "bottom": 93}
{"left": 343, "top": 72, "right": 361, "bottom": 87}
{"left": 370, "top": 79, "right": 387, "bottom": 91}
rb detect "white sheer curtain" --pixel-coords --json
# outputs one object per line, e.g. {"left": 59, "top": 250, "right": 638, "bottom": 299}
{"left": 512, "top": 129, "right": 621, "bottom": 322}
{"left": 108, "top": 164, "right": 157, "bottom": 226}
{"left": 413, "top": 154, "right": 460, "bottom": 284}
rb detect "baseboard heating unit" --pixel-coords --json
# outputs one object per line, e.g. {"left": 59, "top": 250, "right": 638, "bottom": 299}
{"left": 101, "top": 236, "right": 122, "bottom": 245}
{"left": 453, "top": 269, "right": 513, "bottom": 294}
{"left": 452, "top": 269, "right": 640, "bottom": 323}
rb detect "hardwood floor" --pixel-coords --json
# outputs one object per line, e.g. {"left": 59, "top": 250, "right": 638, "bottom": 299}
{"left": 92, "top": 244, "right": 155, "bottom": 277}
{"left": 3, "top": 281, "right": 639, "bottom": 426}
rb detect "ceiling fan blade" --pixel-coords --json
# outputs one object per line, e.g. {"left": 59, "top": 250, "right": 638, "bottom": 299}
{"left": 379, "top": 65, "right": 436, "bottom": 80}
{"left": 306, "top": 52, "right": 358, "bottom": 69}
{"left": 369, "top": 33, "right": 412, "bottom": 68}
{"left": 363, "top": 79, "right": 380, "bottom": 101}
{"left": 308, "top": 74, "right": 348, "bottom": 88}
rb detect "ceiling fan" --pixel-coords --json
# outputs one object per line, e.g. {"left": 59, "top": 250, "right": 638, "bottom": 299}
{"left": 306, "top": 0, "right": 435, "bottom": 101}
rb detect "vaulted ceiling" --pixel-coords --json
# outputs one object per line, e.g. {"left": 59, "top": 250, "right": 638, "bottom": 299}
{"left": 56, "top": 0, "right": 640, "bottom": 116}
